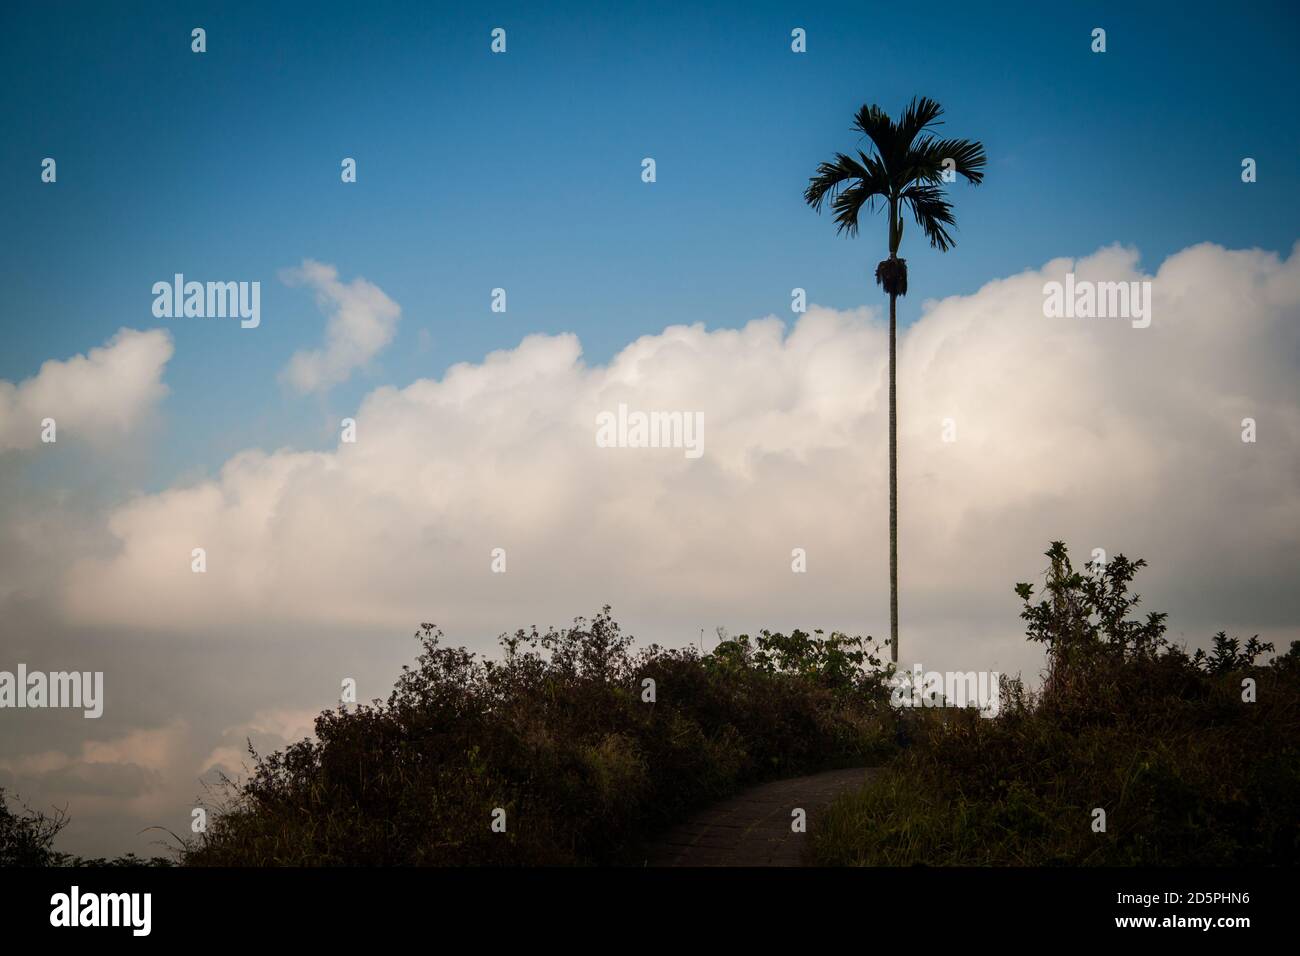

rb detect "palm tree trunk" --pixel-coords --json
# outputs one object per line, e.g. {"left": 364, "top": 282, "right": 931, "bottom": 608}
{"left": 888, "top": 285, "right": 898, "bottom": 664}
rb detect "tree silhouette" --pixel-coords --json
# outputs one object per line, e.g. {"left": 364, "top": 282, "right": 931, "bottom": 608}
{"left": 805, "top": 96, "right": 985, "bottom": 662}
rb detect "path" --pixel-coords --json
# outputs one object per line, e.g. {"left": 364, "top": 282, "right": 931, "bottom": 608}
{"left": 641, "top": 766, "right": 877, "bottom": 867}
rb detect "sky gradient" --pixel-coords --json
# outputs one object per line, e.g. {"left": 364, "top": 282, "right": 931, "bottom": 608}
{"left": 2, "top": 0, "right": 1297, "bottom": 484}
{"left": 1, "top": 1, "right": 1298, "bottom": 858}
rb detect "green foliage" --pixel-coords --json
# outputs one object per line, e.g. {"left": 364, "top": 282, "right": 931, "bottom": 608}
{"left": 709, "top": 627, "right": 888, "bottom": 698}
{"left": 1195, "top": 631, "right": 1275, "bottom": 675}
{"left": 184, "top": 609, "right": 893, "bottom": 865}
{"left": 1015, "top": 541, "right": 1169, "bottom": 660}
{"left": 816, "top": 543, "right": 1299, "bottom": 866}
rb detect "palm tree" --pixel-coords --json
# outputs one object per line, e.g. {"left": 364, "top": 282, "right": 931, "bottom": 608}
{"left": 804, "top": 97, "right": 985, "bottom": 664}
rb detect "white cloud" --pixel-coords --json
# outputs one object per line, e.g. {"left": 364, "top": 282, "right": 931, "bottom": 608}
{"left": 0, "top": 328, "right": 172, "bottom": 452}
{"left": 58, "top": 242, "right": 1300, "bottom": 677}
{"left": 279, "top": 260, "right": 400, "bottom": 393}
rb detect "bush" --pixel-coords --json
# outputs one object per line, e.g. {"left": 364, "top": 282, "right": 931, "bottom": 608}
{"left": 184, "top": 608, "right": 894, "bottom": 865}
{"left": 0, "top": 789, "right": 67, "bottom": 867}
{"left": 816, "top": 542, "right": 1300, "bottom": 866}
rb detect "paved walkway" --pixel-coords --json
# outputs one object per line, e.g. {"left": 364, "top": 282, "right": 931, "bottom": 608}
{"left": 642, "top": 766, "right": 876, "bottom": 866}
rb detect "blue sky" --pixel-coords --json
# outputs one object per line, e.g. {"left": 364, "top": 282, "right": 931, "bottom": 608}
{"left": 2, "top": 0, "right": 1297, "bottom": 487}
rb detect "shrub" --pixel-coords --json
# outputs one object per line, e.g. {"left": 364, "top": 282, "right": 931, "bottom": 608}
{"left": 0, "top": 789, "right": 67, "bottom": 867}
{"left": 184, "top": 608, "right": 894, "bottom": 865}
{"left": 816, "top": 543, "right": 1300, "bottom": 866}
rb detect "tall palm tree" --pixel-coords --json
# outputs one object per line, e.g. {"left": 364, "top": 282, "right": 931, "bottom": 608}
{"left": 804, "top": 96, "right": 985, "bottom": 664}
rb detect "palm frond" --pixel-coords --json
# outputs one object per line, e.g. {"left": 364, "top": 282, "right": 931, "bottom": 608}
{"left": 900, "top": 183, "right": 957, "bottom": 251}
{"left": 894, "top": 96, "right": 945, "bottom": 149}
{"left": 906, "top": 136, "right": 987, "bottom": 186}
{"left": 830, "top": 180, "right": 888, "bottom": 236}
{"left": 852, "top": 103, "right": 898, "bottom": 169}
{"left": 804, "top": 151, "right": 889, "bottom": 235}
{"left": 803, "top": 151, "right": 871, "bottom": 211}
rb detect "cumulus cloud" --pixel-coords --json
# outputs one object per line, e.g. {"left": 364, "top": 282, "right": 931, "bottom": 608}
{"left": 59, "top": 243, "right": 1300, "bottom": 676}
{"left": 0, "top": 328, "right": 173, "bottom": 452}
{"left": 279, "top": 260, "right": 401, "bottom": 393}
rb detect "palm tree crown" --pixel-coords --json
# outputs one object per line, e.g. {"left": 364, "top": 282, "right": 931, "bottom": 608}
{"left": 804, "top": 96, "right": 986, "bottom": 289}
